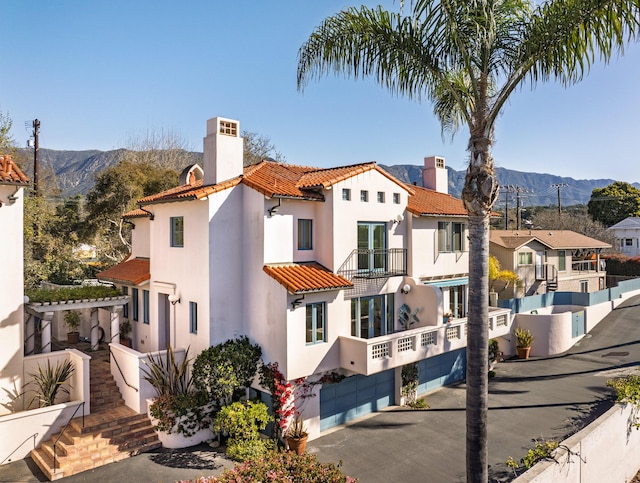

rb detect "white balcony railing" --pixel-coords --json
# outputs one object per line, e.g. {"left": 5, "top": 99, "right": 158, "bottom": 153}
{"left": 339, "top": 307, "right": 512, "bottom": 376}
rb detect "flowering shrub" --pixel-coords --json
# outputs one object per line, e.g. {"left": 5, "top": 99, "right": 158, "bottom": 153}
{"left": 259, "top": 362, "right": 295, "bottom": 439}
{"left": 177, "top": 449, "right": 357, "bottom": 483}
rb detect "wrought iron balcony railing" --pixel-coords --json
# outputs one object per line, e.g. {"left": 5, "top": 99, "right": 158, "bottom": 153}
{"left": 338, "top": 248, "right": 407, "bottom": 280}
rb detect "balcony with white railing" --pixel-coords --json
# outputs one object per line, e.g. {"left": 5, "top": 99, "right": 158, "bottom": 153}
{"left": 339, "top": 307, "right": 512, "bottom": 375}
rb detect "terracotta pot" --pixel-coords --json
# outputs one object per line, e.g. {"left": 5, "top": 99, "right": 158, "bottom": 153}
{"left": 286, "top": 435, "right": 308, "bottom": 455}
{"left": 67, "top": 332, "right": 80, "bottom": 344}
{"left": 517, "top": 346, "right": 531, "bottom": 359}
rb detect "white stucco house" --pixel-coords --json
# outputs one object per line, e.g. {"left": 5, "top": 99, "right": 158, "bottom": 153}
{"left": 0, "top": 155, "right": 28, "bottom": 416}
{"left": 97, "top": 117, "right": 512, "bottom": 439}
{"left": 608, "top": 217, "right": 640, "bottom": 257}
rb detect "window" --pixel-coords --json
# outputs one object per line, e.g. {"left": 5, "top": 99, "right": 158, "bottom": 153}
{"left": 360, "top": 190, "right": 368, "bottom": 202}
{"left": 377, "top": 191, "right": 385, "bottom": 203}
{"left": 306, "top": 302, "right": 325, "bottom": 344}
{"left": 438, "top": 222, "right": 466, "bottom": 252}
{"left": 580, "top": 280, "right": 589, "bottom": 293}
{"left": 558, "top": 250, "right": 566, "bottom": 271}
{"left": 350, "top": 295, "right": 394, "bottom": 339}
{"left": 518, "top": 251, "right": 533, "bottom": 265}
{"left": 132, "top": 288, "right": 139, "bottom": 321}
{"left": 143, "top": 290, "right": 149, "bottom": 324}
{"left": 393, "top": 193, "right": 400, "bottom": 204}
{"left": 298, "top": 219, "right": 313, "bottom": 250}
{"left": 342, "top": 188, "right": 351, "bottom": 201}
{"left": 122, "top": 286, "right": 129, "bottom": 318}
{"left": 171, "top": 216, "right": 184, "bottom": 247}
{"left": 189, "top": 302, "right": 198, "bottom": 334}
{"left": 625, "top": 238, "right": 634, "bottom": 246}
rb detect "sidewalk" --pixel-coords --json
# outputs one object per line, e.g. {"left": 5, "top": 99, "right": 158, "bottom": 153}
{"left": 2, "top": 295, "right": 639, "bottom": 482}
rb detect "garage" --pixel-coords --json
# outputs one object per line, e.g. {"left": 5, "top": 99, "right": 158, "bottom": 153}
{"left": 417, "top": 348, "right": 466, "bottom": 395}
{"left": 319, "top": 368, "right": 395, "bottom": 432}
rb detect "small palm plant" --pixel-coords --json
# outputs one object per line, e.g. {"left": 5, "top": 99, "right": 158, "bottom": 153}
{"left": 29, "top": 359, "right": 75, "bottom": 408}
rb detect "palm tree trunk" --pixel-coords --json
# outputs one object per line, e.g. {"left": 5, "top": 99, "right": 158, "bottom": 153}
{"left": 462, "top": 133, "right": 498, "bottom": 483}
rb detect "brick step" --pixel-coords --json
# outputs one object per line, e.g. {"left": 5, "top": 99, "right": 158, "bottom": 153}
{"left": 41, "top": 423, "right": 157, "bottom": 461}
{"left": 32, "top": 417, "right": 160, "bottom": 480}
{"left": 69, "top": 408, "right": 146, "bottom": 435}
{"left": 57, "top": 417, "right": 154, "bottom": 449}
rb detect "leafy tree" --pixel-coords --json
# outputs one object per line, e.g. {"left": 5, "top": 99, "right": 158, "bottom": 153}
{"left": 297, "top": 1, "right": 640, "bottom": 480}
{"left": 0, "top": 110, "right": 16, "bottom": 154}
{"left": 588, "top": 181, "right": 640, "bottom": 227}
{"left": 489, "top": 255, "right": 521, "bottom": 296}
{"left": 531, "top": 209, "right": 618, "bottom": 250}
{"left": 243, "top": 131, "right": 286, "bottom": 167}
{"left": 83, "top": 159, "right": 179, "bottom": 261}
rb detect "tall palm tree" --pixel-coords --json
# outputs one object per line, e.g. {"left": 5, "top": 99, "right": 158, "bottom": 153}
{"left": 297, "top": 1, "right": 640, "bottom": 481}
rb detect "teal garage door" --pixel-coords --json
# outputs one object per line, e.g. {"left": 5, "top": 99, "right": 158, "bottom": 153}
{"left": 417, "top": 348, "right": 466, "bottom": 395}
{"left": 319, "top": 369, "right": 395, "bottom": 431}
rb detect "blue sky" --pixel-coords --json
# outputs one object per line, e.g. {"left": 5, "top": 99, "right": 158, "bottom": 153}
{"left": 3, "top": 1, "right": 639, "bottom": 182}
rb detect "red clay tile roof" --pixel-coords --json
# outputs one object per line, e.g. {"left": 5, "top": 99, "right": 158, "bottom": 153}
{"left": 122, "top": 208, "right": 151, "bottom": 219}
{"left": 138, "top": 177, "right": 242, "bottom": 204}
{"left": 407, "top": 185, "right": 468, "bottom": 217}
{"left": 0, "top": 155, "right": 28, "bottom": 185}
{"left": 96, "top": 258, "right": 150, "bottom": 285}
{"left": 263, "top": 262, "right": 353, "bottom": 294}
{"left": 242, "top": 162, "right": 324, "bottom": 200}
{"left": 135, "top": 160, "right": 412, "bottom": 206}
{"left": 490, "top": 230, "right": 611, "bottom": 250}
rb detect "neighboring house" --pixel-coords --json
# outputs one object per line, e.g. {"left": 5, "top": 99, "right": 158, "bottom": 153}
{"left": 608, "top": 217, "right": 640, "bottom": 257}
{"left": 489, "top": 229, "right": 610, "bottom": 297}
{"left": 97, "top": 117, "right": 510, "bottom": 439}
{"left": 0, "top": 155, "right": 29, "bottom": 415}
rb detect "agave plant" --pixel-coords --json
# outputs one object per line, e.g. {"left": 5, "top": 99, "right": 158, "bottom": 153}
{"left": 29, "top": 359, "right": 75, "bottom": 408}
{"left": 141, "top": 345, "right": 192, "bottom": 397}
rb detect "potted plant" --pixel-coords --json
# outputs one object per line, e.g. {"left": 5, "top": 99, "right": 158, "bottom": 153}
{"left": 64, "top": 310, "right": 80, "bottom": 344}
{"left": 142, "top": 346, "right": 215, "bottom": 448}
{"left": 120, "top": 319, "right": 132, "bottom": 347}
{"left": 285, "top": 415, "right": 309, "bottom": 455}
{"left": 443, "top": 312, "right": 453, "bottom": 324}
{"left": 514, "top": 326, "right": 534, "bottom": 359}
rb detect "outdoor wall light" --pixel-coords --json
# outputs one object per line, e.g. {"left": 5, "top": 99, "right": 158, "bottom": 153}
{"left": 401, "top": 284, "right": 411, "bottom": 294}
{"left": 391, "top": 214, "right": 404, "bottom": 225}
{"left": 168, "top": 294, "right": 181, "bottom": 305}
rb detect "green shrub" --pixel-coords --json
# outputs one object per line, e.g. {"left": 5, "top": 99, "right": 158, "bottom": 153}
{"left": 226, "top": 438, "right": 276, "bottom": 462}
{"left": 26, "top": 285, "right": 120, "bottom": 303}
{"left": 607, "top": 371, "right": 640, "bottom": 428}
{"left": 177, "top": 449, "right": 357, "bottom": 482}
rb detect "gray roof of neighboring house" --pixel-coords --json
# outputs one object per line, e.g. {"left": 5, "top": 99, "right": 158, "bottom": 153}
{"left": 608, "top": 217, "right": 640, "bottom": 230}
{"left": 489, "top": 230, "right": 611, "bottom": 250}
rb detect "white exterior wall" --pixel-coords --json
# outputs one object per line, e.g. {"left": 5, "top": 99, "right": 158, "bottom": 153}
{"left": 209, "top": 186, "right": 244, "bottom": 345}
{"left": 130, "top": 217, "right": 150, "bottom": 258}
{"left": 0, "top": 186, "right": 24, "bottom": 416}
{"left": 145, "top": 200, "right": 210, "bottom": 354}
{"left": 331, "top": 171, "right": 409, "bottom": 272}
{"left": 410, "top": 215, "right": 469, "bottom": 278}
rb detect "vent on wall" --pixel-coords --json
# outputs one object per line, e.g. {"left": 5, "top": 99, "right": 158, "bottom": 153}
{"left": 219, "top": 120, "right": 238, "bottom": 137}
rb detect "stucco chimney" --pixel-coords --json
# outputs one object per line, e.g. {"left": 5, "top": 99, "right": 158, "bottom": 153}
{"left": 422, "top": 155, "right": 448, "bottom": 194}
{"left": 203, "top": 117, "right": 243, "bottom": 185}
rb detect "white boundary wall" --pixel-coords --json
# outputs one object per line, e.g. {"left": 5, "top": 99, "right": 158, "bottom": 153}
{"left": 514, "top": 403, "right": 640, "bottom": 483}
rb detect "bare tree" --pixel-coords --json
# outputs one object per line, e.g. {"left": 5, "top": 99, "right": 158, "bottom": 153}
{"left": 242, "top": 131, "right": 286, "bottom": 167}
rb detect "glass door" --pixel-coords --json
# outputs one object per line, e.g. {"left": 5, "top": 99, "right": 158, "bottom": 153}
{"left": 357, "top": 222, "right": 386, "bottom": 272}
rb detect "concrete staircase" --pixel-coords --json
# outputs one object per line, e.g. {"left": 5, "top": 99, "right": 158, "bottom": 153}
{"left": 30, "top": 350, "right": 160, "bottom": 480}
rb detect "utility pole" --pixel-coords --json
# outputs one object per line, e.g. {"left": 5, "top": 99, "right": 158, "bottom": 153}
{"left": 551, "top": 183, "right": 568, "bottom": 215}
{"left": 32, "top": 119, "right": 40, "bottom": 196}
{"left": 503, "top": 187, "right": 510, "bottom": 229}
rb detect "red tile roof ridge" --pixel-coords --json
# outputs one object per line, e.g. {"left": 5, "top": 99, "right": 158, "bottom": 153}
{"left": 0, "top": 154, "right": 29, "bottom": 185}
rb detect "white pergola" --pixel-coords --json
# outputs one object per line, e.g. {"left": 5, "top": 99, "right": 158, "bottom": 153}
{"left": 25, "top": 296, "right": 130, "bottom": 354}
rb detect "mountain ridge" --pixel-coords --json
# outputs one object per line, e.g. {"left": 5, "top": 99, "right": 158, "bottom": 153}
{"left": 18, "top": 148, "right": 638, "bottom": 206}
